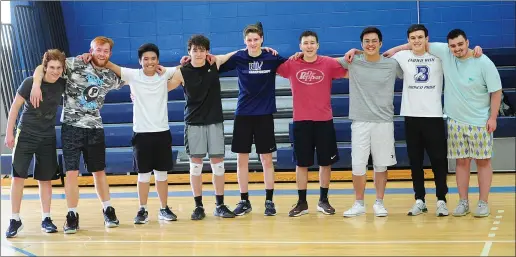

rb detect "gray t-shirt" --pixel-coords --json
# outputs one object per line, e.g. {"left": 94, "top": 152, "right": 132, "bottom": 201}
{"left": 338, "top": 54, "right": 402, "bottom": 122}
{"left": 17, "top": 76, "right": 66, "bottom": 137}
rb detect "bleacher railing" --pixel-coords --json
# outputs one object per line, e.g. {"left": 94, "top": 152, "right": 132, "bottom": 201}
{"left": 0, "top": 24, "right": 24, "bottom": 116}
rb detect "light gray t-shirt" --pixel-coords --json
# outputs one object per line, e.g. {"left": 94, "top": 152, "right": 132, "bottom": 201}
{"left": 338, "top": 54, "right": 402, "bottom": 122}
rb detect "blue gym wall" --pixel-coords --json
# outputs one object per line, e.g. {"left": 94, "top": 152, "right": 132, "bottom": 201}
{"left": 58, "top": 1, "right": 515, "bottom": 66}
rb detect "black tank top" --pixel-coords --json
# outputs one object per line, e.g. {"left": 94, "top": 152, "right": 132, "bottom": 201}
{"left": 181, "top": 61, "right": 224, "bottom": 125}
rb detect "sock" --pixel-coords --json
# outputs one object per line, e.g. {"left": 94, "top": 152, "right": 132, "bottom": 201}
{"left": 265, "top": 189, "right": 274, "bottom": 201}
{"left": 139, "top": 205, "right": 147, "bottom": 210}
{"left": 319, "top": 187, "right": 329, "bottom": 201}
{"left": 42, "top": 213, "right": 51, "bottom": 221}
{"left": 375, "top": 199, "right": 384, "bottom": 205}
{"left": 102, "top": 200, "right": 112, "bottom": 211}
{"left": 241, "top": 192, "right": 249, "bottom": 201}
{"left": 68, "top": 208, "right": 77, "bottom": 214}
{"left": 298, "top": 189, "right": 307, "bottom": 203}
{"left": 160, "top": 205, "right": 168, "bottom": 210}
{"left": 215, "top": 195, "right": 224, "bottom": 206}
{"left": 356, "top": 200, "right": 365, "bottom": 206}
{"left": 11, "top": 213, "right": 20, "bottom": 221}
{"left": 194, "top": 196, "right": 203, "bottom": 207}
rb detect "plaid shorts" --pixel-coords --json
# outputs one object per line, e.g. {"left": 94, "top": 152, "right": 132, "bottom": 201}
{"left": 447, "top": 118, "right": 493, "bottom": 159}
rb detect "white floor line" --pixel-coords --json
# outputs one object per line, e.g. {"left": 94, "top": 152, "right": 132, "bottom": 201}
{"left": 4, "top": 239, "right": 515, "bottom": 245}
{"left": 493, "top": 221, "right": 501, "bottom": 225}
{"left": 488, "top": 233, "right": 496, "bottom": 238}
{"left": 491, "top": 227, "right": 499, "bottom": 231}
{"left": 481, "top": 241, "right": 493, "bottom": 256}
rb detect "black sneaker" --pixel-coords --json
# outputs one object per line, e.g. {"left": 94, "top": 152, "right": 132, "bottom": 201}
{"left": 5, "top": 219, "right": 23, "bottom": 238}
{"left": 214, "top": 204, "right": 236, "bottom": 218}
{"left": 63, "top": 211, "right": 79, "bottom": 234}
{"left": 41, "top": 217, "right": 58, "bottom": 233}
{"left": 317, "top": 200, "right": 336, "bottom": 215}
{"left": 288, "top": 201, "right": 309, "bottom": 217}
{"left": 158, "top": 206, "right": 177, "bottom": 221}
{"left": 103, "top": 206, "right": 120, "bottom": 228}
{"left": 233, "top": 200, "right": 252, "bottom": 216}
{"left": 134, "top": 208, "right": 149, "bottom": 224}
{"left": 264, "top": 200, "right": 277, "bottom": 216}
{"left": 191, "top": 206, "right": 206, "bottom": 220}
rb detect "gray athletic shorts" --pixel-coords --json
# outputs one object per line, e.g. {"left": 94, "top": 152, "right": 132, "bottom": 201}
{"left": 185, "top": 123, "right": 225, "bottom": 158}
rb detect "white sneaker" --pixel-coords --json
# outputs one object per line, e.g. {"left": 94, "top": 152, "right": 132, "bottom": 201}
{"left": 407, "top": 199, "right": 427, "bottom": 216}
{"left": 436, "top": 200, "right": 449, "bottom": 217}
{"left": 343, "top": 202, "right": 366, "bottom": 217}
{"left": 373, "top": 202, "right": 388, "bottom": 217}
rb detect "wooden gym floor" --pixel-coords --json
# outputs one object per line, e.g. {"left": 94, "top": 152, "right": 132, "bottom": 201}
{"left": 1, "top": 173, "right": 514, "bottom": 256}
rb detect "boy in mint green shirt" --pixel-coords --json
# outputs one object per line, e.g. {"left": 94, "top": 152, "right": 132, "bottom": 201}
{"left": 385, "top": 29, "right": 502, "bottom": 218}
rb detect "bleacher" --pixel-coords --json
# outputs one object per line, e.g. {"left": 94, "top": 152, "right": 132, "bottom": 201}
{"left": 1, "top": 48, "right": 515, "bottom": 177}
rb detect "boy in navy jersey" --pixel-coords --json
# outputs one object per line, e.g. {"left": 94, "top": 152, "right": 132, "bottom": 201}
{"left": 219, "top": 23, "right": 287, "bottom": 216}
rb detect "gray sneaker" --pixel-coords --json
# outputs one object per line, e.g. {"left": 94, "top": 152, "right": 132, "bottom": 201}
{"left": 436, "top": 200, "right": 449, "bottom": 217}
{"left": 407, "top": 199, "right": 427, "bottom": 216}
{"left": 473, "top": 200, "right": 490, "bottom": 218}
{"left": 452, "top": 199, "right": 470, "bottom": 217}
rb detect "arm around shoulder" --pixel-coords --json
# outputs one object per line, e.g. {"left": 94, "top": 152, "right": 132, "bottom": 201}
{"left": 167, "top": 68, "right": 184, "bottom": 92}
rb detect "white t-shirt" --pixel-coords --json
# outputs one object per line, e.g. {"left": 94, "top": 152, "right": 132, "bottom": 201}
{"left": 392, "top": 50, "right": 444, "bottom": 117}
{"left": 121, "top": 67, "right": 176, "bottom": 132}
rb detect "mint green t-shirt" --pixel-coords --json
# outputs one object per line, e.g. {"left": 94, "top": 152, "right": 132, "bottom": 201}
{"left": 428, "top": 43, "right": 502, "bottom": 127}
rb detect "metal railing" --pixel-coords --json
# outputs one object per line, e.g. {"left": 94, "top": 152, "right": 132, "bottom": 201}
{"left": 0, "top": 24, "right": 24, "bottom": 117}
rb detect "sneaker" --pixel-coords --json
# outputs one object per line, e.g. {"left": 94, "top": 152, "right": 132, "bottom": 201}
{"left": 288, "top": 201, "right": 308, "bottom": 217}
{"left": 134, "top": 208, "right": 149, "bottom": 224}
{"left": 214, "top": 205, "right": 236, "bottom": 218}
{"left": 5, "top": 219, "right": 23, "bottom": 238}
{"left": 317, "top": 200, "right": 336, "bottom": 215}
{"left": 343, "top": 202, "right": 366, "bottom": 217}
{"left": 191, "top": 206, "right": 206, "bottom": 220}
{"left": 233, "top": 200, "right": 252, "bottom": 216}
{"left": 103, "top": 206, "right": 120, "bottom": 228}
{"left": 473, "top": 200, "right": 490, "bottom": 218}
{"left": 264, "top": 200, "right": 277, "bottom": 216}
{"left": 63, "top": 211, "right": 79, "bottom": 234}
{"left": 158, "top": 206, "right": 178, "bottom": 221}
{"left": 41, "top": 217, "right": 58, "bottom": 233}
{"left": 407, "top": 199, "right": 428, "bottom": 216}
{"left": 452, "top": 199, "right": 470, "bottom": 217}
{"left": 373, "top": 202, "right": 388, "bottom": 217}
{"left": 436, "top": 200, "right": 449, "bottom": 217}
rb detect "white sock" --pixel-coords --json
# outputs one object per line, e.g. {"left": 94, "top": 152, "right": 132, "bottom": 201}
{"left": 68, "top": 208, "right": 77, "bottom": 214}
{"left": 42, "top": 213, "right": 51, "bottom": 221}
{"left": 102, "top": 200, "right": 111, "bottom": 211}
{"left": 376, "top": 199, "right": 384, "bottom": 205}
{"left": 11, "top": 213, "right": 20, "bottom": 221}
{"left": 356, "top": 200, "right": 365, "bottom": 206}
{"left": 140, "top": 205, "right": 147, "bottom": 210}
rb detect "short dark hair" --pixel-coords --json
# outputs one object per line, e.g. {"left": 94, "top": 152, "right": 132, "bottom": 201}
{"left": 138, "top": 43, "right": 159, "bottom": 60}
{"left": 188, "top": 34, "right": 210, "bottom": 52}
{"left": 407, "top": 24, "right": 428, "bottom": 38}
{"left": 243, "top": 22, "right": 264, "bottom": 38}
{"left": 360, "top": 26, "right": 383, "bottom": 42}
{"left": 447, "top": 29, "right": 468, "bottom": 41}
{"left": 299, "top": 30, "right": 318, "bottom": 43}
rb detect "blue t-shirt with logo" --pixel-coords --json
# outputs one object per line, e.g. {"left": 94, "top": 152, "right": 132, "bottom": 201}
{"left": 429, "top": 43, "right": 502, "bottom": 126}
{"left": 220, "top": 50, "right": 287, "bottom": 115}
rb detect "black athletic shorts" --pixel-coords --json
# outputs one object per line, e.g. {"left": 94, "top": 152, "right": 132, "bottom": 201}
{"left": 231, "top": 114, "right": 277, "bottom": 154}
{"left": 292, "top": 119, "right": 339, "bottom": 167}
{"left": 132, "top": 130, "right": 173, "bottom": 173}
{"left": 61, "top": 123, "right": 106, "bottom": 173}
{"left": 12, "top": 129, "right": 59, "bottom": 181}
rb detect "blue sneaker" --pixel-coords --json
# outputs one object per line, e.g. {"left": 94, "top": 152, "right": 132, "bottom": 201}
{"left": 41, "top": 217, "right": 58, "bottom": 233}
{"left": 6, "top": 219, "right": 23, "bottom": 238}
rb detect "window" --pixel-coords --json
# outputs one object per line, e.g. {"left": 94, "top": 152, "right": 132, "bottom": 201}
{"left": 1, "top": 1, "right": 11, "bottom": 24}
